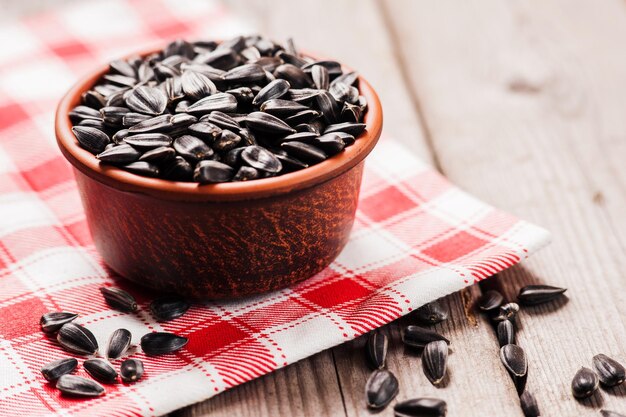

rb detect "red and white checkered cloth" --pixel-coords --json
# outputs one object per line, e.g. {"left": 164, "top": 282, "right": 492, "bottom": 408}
{"left": 0, "top": 1, "right": 550, "bottom": 416}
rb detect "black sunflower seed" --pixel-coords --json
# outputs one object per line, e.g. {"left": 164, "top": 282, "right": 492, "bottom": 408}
{"left": 332, "top": 71, "right": 359, "bottom": 88}
{"left": 277, "top": 132, "right": 318, "bottom": 144}
{"left": 572, "top": 367, "right": 599, "bottom": 398}
{"left": 204, "top": 111, "right": 240, "bottom": 131}
{"left": 288, "top": 88, "right": 321, "bottom": 103}
{"left": 194, "top": 48, "right": 239, "bottom": 70}
{"left": 81, "top": 91, "right": 106, "bottom": 110}
{"left": 141, "top": 332, "right": 189, "bottom": 355}
{"left": 101, "top": 106, "right": 131, "bottom": 125}
{"left": 324, "top": 122, "right": 366, "bottom": 136}
{"left": 316, "top": 91, "right": 340, "bottom": 124}
{"left": 277, "top": 51, "right": 307, "bottom": 68}
{"left": 302, "top": 60, "right": 342, "bottom": 77}
{"left": 518, "top": 285, "right": 567, "bottom": 306}
{"left": 173, "top": 135, "right": 214, "bottom": 162}
{"left": 181, "top": 63, "right": 226, "bottom": 84}
{"left": 312, "top": 133, "right": 345, "bottom": 156}
{"left": 241, "top": 145, "right": 282, "bottom": 173}
{"left": 124, "top": 161, "right": 160, "bottom": 177}
{"left": 57, "top": 323, "right": 98, "bottom": 356}
{"left": 150, "top": 296, "right": 190, "bottom": 321}
{"left": 497, "top": 320, "right": 515, "bottom": 347}
{"left": 122, "top": 112, "right": 152, "bottom": 127}
{"left": 223, "top": 63, "right": 266, "bottom": 84}
{"left": 181, "top": 71, "right": 217, "bottom": 99}
{"left": 593, "top": 354, "right": 626, "bottom": 387}
{"left": 97, "top": 144, "right": 141, "bottom": 164}
{"left": 402, "top": 326, "right": 450, "bottom": 349}
{"left": 233, "top": 166, "right": 260, "bottom": 181}
{"left": 294, "top": 123, "right": 317, "bottom": 133}
{"left": 252, "top": 56, "right": 283, "bottom": 72}
{"left": 103, "top": 74, "right": 136, "bottom": 88}
{"left": 245, "top": 112, "right": 296, "bottom": 135}
{"left": 224, "top": 147, "right": 245, "bottom": 166}
{"left": 478, "top": 290, "right": 504, "bottom": 312}
{"left": 169, "top": 113, "right": 198, "bottom": 135}
{"left": 41, "top": 358, "right": 78, "bottom": 381}
{"left": 241, "top": 46, "right": 261, "bottom": 61}
{"left": 500, "top": 344, "right": 528, "bottom": 394}
{"left": 335, "top": 132, "right": 355, "bottom": 146}
{"left": 72, "top": 126, "right": 110, "bottom": 154}
{"left": 162, "top": 156, "right": 193, "bottom": 181}
{"left": 139, "top": 146, "right": 176, "bottom": 163}
{"left": 100, "top": 287, "right": 138, "bottom": 312}
{"left": 280, "top": 141, "right": 327, "bottom": 164}
{"left": 414, "top": 301, "right": 449, "bottom": 325}
{"left": 127, "top": 114, "right": 172, "bottom": 133}
{"left": 365, "top": 369, "right": 399, "bottom": 409}
{"left": 341, "top": 102, "right": 363, "bottom": 123}
{"left": 125, "top": 133, "right": 173, "bottom": 150}
{"left": 275, "top": 154, "right": 308, "bottom": 172}
{"left": 188, "top": 122, "right": 222, "bottom": 141}
{"left": 186, "top": 92, "right": 238, "bottom": 114}
{"left": 56, "top": 375, "right": 105, "bottom": 397}
{"left": 69, "top": 105, "right": 102, "bottom": 123}
{"left": 366, "top": 331, "right": 388, "bottom": 370}
{"left": 601, "top": 411, "right": 626, "bottom": 417}
{"left": 78, "top": 119, "right": 106, "bottom": 129}
{"left": 107, "top": 328, "right": 132, "bottom": 360}
{"left": 284, "top": 109, "right": 321, "bottom": 126}
{"left": 311, "top": 65, "right": 330, "bottom": 90}
{"left": 126, "top": 86, "right": 167, "bottom": 115}
{"left": 109, "top": 59, "right": 136, "bottom": 78}
{"left": 493, "top": 302, "right": 520, "bottom": 322}
{"left": 161, "top": 76, "right": 184, "bottom": 102}
{"left": 422, "top": 340, "right": 448, "bottom": 386}
{"left": 120, "top": 358, "right": 144, "bottom": 383}
{"left": 40, "top": 312, "right": 78, "bottom": 334}
{"left": 226, "top": 86, "right": 255, "bottom": 104}
{"left": 394, "top": 398, "right": 447, "bottom": 417}
{"left": 260, "top": 99, "right": 309, "bottom": 117}
{"left": 84, "top": 359, "right": 117, "bottom": 383}
{"left": 194, "top": 160, "right": 234, "bottom": 184}
{"left": 213, "top": 129, "right": 242, "bottom": 152}
{"left": 520, "top": 391, "right": 540, "bottom": 417}
{"left": 329, "top": 82, "right": 359, "bottom": 103}
{"left": 274, "top": 64, "right": 311, "bottom": 89}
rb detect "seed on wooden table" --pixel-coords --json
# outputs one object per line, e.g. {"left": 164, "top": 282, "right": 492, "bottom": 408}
{"left": 127, "top": 114, "right": 172, "bottom": 133}
{"left": 422, "top": 340, "right": 448, "bottom": 386}
{"left": 141, "top": 332, "right": 189, "bottom": 355}
{"left": 139, "top": 146, "right": 176, "bottom": 163}
{"left": 124, "top": 161, "right": 160, "bottom": 177}
{"left": 213, "top": 129, "right": 242, "bottom": 152}
{"left": 520, "top": 391, "right": 540, "bottom": 417}
{"left": 497, "top": 320, "right": 515, "bottom": 347}
{"left": 365, "top": 331, "right": 388, "bottom": 370}
{"left": 601, "top": 411, "right": 626, "bottom": 417}
{"left": 233, "top": 166, "right": 260, "bottom": 181}
{"left": 124, "top": 133, "right": 172, "bottom": 150}
{"left": 245, "top": 112, "right": 296, "bottom": 135}
{"left": 493, "top": 302, "right": 520, "bottom": 322}
{"left": 40, "top": 312, "right": 78, "bottom": 334}
{"left": 571, "top": 367, "right": 599, "bottom": 399}
{"left": 223, "top": 63, "right": 266, "bottom": 83}
{"left": 181, "top": 70, "right": 217, "bottom": 99}
{"left": 324, "top": 122, "right": 366, "bottom": 136}
{"left": 280, "top": 141, "right": 327, "bottom": 164}
{"left": 84, "top": 359, "right": 117, "bottom": 383}
{"left": 478, "top": 290, "right": 504, "bottom": 312}
{"left": 97, "top": 144, "right": 141, "bottom": 164}
{"left": 150, "top": 296, "right": 190, "bottom": 321}
{"left": 274, "top": 64, "right": 311, "bottom": 89}
{"left": 500, "top": 344, "right": 528, "bottom": 394}
{"left": 57, "top": 323, "right": 98, "bottom": 356}
{"left": 120, "top": 358, "right": 144, "bottom": 383}
{"left": 241, "top": 145, "right": 282, "bottom": 173}
{"left": 365, "top": 369, "right": 399, "bottom": 409}
{"left": 252, "top": 79, "right": 291, "bottom": 106}
{"left": 125, "top": 86, "right": 167, "bottom": 115}
{"left": 100, "top": 287, "right": 137, "bottom": 313}
{"left": 162, "top": 156, "right": 193, "bottom": 181}
{"left": 186, "top": 92, "right": 238, "bottom": 114}
{"left": 517, "top": 285, "right": 567, "bottom": 306}
{"left": 205, "top": 111, "right": 241, "bottom": 131}
{"left": 414, "top": 301, "right": 449, "bottom": 325}
{"left": 592, "top": 354, "right": 625, "bottom": 387}
{"left": 107, "top": 328, "right": 132, "bottom": 360}
{"left": 402, "top": 326, "right": 450, "bottom": 349}
{"left": 72, "top": 126, "right": 110, "bottom": 154}
{"left": 173, "top": 135, "right": 214, "bottom": 162}
{"left": 41, "top": 358, "right": 78, "bottom": 381}
{"left": 393, "top": 398, "right": 447, "bottom": 417}
{"left": 194, "top": 160, "right": 234, "bottom": 184}
{"left": 57, "top": 375, "right": 105, "bottom": 397}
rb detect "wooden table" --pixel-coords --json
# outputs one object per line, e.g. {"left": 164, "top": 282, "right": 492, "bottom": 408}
{"left": 5, "top": 0, "right": 626, "bottom": 415}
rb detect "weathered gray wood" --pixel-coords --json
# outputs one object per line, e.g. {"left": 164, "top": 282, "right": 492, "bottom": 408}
{"left": 383, "top": 0, "right": 626, "bottom": 415}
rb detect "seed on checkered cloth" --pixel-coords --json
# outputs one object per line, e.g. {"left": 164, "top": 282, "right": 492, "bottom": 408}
{"left": 150, "top": 296, "right": 190, "bottom": 321}
{"left": 366, "top": 331, "right": 388, "bottom": 370}
{"left": 97, "top": 144, "right": 141, "bottom": 165}
{"left": 422, "top": 340, "right": 448, "bottom": 386}
{"left": 571, "top": 367, "right": 599, "bottom": 399}
{"left": 125, "top": 86, "right": 167, "bottom": 115}
{"left": 601, "top": 411, "right": 626, "bottom": 417}
{"left": 520, "top": 391, "right": 540, "bottom": 417}
{"left": 139, "top": 146, "right": 176, "bottom": 163}
{"left": 593, "top": 354, "right": 625, "bottom": 387}
{"left": 57, "top": 323, "right": 98, "bottom": 356}
{"left": 84, "top": 359, "right": 117, "bottom": 383}
{"left": 402, "top": 326, "right": 449, "bottom": 349}
{"left": 140, "top": 332, "right": 188, "bottom": 355}
{"left": 394, "top": 398, "right": 447, "bottom": 417}
{"left": 57, "top": 375, "right": 105, "bottom": 397}
{"left": 478, "top": 290, "right": 504, "bottom": 312}
{"left": 41, "top": 358, "right": 78, "bottom": 381}
{"left": 518, "top": 285, "right": 567, "bottom": 306}
{"left": 414, "top": 301, "right": 449, "bottom": 325}
{"left": 107, "top": 329, "right": 132, "bottom": 360}
{"left": 100, "top": 287, "right": 137, "bottom": 313}
{"left": 120, "top": 358, "right": 144, "bottom": 383}
{"left": 40, "top": 312, "right": 78, "bottom": 334}
{"left": 493, "top": 302, "right": 520, "bottom": 322}
{"left": 500, "top": 344, "right": 528, "bottom": 395}
{"left": 365, "top": 369, "right": 399, "bottom": 409}
{"left": 72, "top": 126, "right": 110, "bottom": 154}
{"left": 497, "top": 320, "right": 515, "bottom": 347}
{"left": 194, "top": 160, "right": 234, "bottom": 184}
{"left": 124, "top": 161, "right": 160, "bottom": 177}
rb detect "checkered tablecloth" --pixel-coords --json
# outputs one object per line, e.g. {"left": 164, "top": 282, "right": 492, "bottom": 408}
{"left": 0, "top": 0, "right": 550, "bottom": 415}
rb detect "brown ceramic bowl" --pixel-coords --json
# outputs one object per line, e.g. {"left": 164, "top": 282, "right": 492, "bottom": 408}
{"left": 55, "top": 48, "right": 383, "bottom": 299}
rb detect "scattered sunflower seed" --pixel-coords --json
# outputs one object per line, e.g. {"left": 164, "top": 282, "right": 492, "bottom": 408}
{"left": 394, "top": 398, "right": 447, "bottom": 417}
{"left": 571, "top": 367, "right": 599, "bottom": 399}
{"left": 141, "top": 332, "right": 189, "bottom": 355}
{"left": 84, "top": 358, "right": 118, "bottom": 383}
{"left": 365, "top": 369, "right": 399, "bottom": 409}
{"left": 41, "top": 358, "right": 78, "bottom": 381}
{"left": 414, "top": 301, "right": 449, "bottom": 325}
{"left": 500, "top": 344, "right": 528, "bottom": 394}
{"left": 478, "top": 290, "right": 504, "bottom": 312}
{"left": 402, "top": 326, "right": 450, "bottom": 349}
{"left": 493, "top": 302, "right": 520, "bottom": 322}
{"left": 57, "top": 375, "right": 105, "bottom": 397}
{"left": 120, "top": 358, "right": 144, "bottom": 383}
{"left": 365, "top": 331, "right": 388, "bottom": 370}
{"left": 518, "top": 285, "right": 567, "bottom": 306}
{"left": 40, "top": 312, "right": 78, "bottom": 334}
{"left": 100, "top": 287, "right": 138, "bottom": 313}
{"left": 592, "top": 354, "right": 625, "bottom": 387}
{"left": 497, "top": 320, "right": 516, "bottom": 347}
{"left": 422, "top": 340, "right": 448, "bottom": 386}
{"left": 57, "top": 323, "right": 98, "bottom": 356}
{"left": 150, "top": 296, "right": 190, "bottom": 321}
{"left": 520, "top": 391, "right": 540, "bottom": 417}
{"left": 107, "top": 328, "right": 132, "bottom": 360}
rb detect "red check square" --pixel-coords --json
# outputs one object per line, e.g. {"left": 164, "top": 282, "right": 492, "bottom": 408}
{"left": 301, "top": 278, "right": 372, "bottom": 308}
{"left": 422, "top": 231, "right": 489, "bottom": 263}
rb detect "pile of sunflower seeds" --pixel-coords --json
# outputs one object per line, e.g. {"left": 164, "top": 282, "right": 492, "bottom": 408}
{"left": 39, "top": 287, "right": 190, "bottom": 397}
{"left": 69, "top": 35, "right": 368, "bottom": 183}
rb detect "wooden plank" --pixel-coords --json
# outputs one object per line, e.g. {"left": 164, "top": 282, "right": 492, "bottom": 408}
{"left": 382, "top": 0, "right": 626, "bottom": 415}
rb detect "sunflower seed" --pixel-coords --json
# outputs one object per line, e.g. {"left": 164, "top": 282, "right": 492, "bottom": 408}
{"left": 246, "top": 112, "right": 296, "bottom": 135}
{"left": 478, "top": 290, "right": 504, "bottom": 311}
{"left": 57, "top": 375, "right": 105, "bottom": 397}
{"left": 394, "top": 398, "right": 447, "bottom": 417}
{"left": 213, "top": 129, "right": 242, "bottom": 152}
{"left": 365, "top": 331, "right": 388, "bottom": 370}
{"left": 241, "top": 46, "right": 261, "bottom": 61}
{"left": 150, "top": 296, "right": 190, "bottom": 321}
{"left": 103, "top": 74, "right": 136, "bottom": 88}
{"left": 280, "top": 141, "right": 327, "bottom": 164}
{"left": 78, "top": 119, "right": 106, "bottom": 129}
{"left": 274, "top": 64, "right": 311, "bottom": 89}
{"left": 84, "top": 359, "right": 117, "bottom": 383}
{"left": 187, "top": 122, "right": 221, "bottom": 142}
{"left": 260, "top": 99, "right": 309, "bottom": 117}
{"left": 233, "top": 166, "right": 260, "bottom": 181}
{"left": 186, "top": 92, "right": 238, "bottom": 114}
{"left": 288, "top": 88, "right": 321, "bottom": 103}
{"left": 497, "top": 320, "right": 515, "bottom": 347}
{"left": 302, "top": 60, "right": 342, "bottom": 77}
{"left": 107, "top": 328, "right": 132, "bottom": 360}
{"left": 204, "top": 111, "right": 240, "bottom": 131}
{"left": 241, "top": 145, "right": 283, "bottom": 173}
{"left": 57, "top": 323, "right": 98, "bottom": 356}
{"left": 329, "top": 82, "right": 359, "bottom": 103}
{"left": 40, "top": 312, "right": 78, "bottom": 334}
{"left": 223, "top": 63, "right": 266, "bottom": 84}
{"left": 365, "top": 369, "right": 399, "bottom": 409}
{"left": 124, "top": 161, "right": 160, "bottom": 177}
{"left": 181, "top": 71, "right": 217, "bottom": 99}
{"left": 316, "top": 91, "right": 340, "bottom": 124}
{"left": 174, "top": 135, "right": 214, "bottom": 162}
{"left": 500, "top": 344, "right": 528, "bottom": 394}
{"left": 194, "top": 49, "right": 238, "bottom": 70}
{"left": 520, "top": 391, "right": 540, "bottom": 417}
{"left": 332, "top": 71, "right": 359, "bottom": 88}
{"left": 154, "top": 63, "right": 180, "bottom": 79}
{"left": 493, "top": 302, "right": 520, "bottom": 322}
{"left": 110, "top": 59, "right": 136, "bottom": 78}
{"left": 402, "top": 326, "right": 450, "bottom": 349}
{"left": 277, "top": 51, "right": 308, "bottom": 68}
{"left": 335, "top": 132, "right": 356, "bottom": 146}
{"left": 601, "top": 411, "right": 626, "bottom": 417}
{"left": 97, "top": 144, "right": 141, "bottom": 164}
{"left": 41, "top": 358, "right": 78, "bottom": 381}
{"left": 101, "top": 106, "right": 131, "bottom": 125}
{"left": 284, "top": 109, "right": 321, "bottom": 126}
{"left": 141, "top": 332, "right": 189, "bottom": 355}
{"left": 100, "top": 287, "right": 137, "bottom": 312}
{"left": 69, "top": 105, "right": 102, "bottom": 123}
{"left": 224, "top": 147, "right": 245, "bottom": 166}
{"left": 169, "top": 113, "right": 198, "bottom": 134}
{"left": 277, "top": 132, "right": 318, "bottom": 144}
{"left": 422, "top": 340, "right": 448, "bottom": 386}
{"left": 164, "top": 39, "right": 195, "bottom": 58}
{"left": 275, "top": 154, "right": 308, "bottom": 172}
{"left": 593, "top": 354, "right": 625, "bottom": 387}
{"left": 127, "top": 114, "right": 173, "bottom": 133}
{"left": 72, "top": 126, "right": 110, "bottom": 154}
{"left": 572, "top": 367, "right": 599, "bottom": 398}
{"left": 194, "top": 160, "right": 234, "bottom": 184}
{"left": 414, "top": 301, "right": 449, "bottom": 325}
{"left": 120, "top": 358, "right": 144, "bottom": 383}
{"left": 311, "top": 65, "right": 330, "bottom": 90}
{"left": 181, "top": 63, "right": 226, "bottom": 84}
{"left": 518, "top": 285, "right": 567, "bottom": 306}
{"left": 324, "top": 122, "right": 366, "bottom": 136}
{"left": 227, "top": 86, "right": 255, "bottom": 104}
{"left": 341, "top": 102, "right": 363, "bottom": 123}
{"left": 253, "top": 56, "right": 283, "bottom": 72}
{"left": 81, "top": 91, "right": 106, "bottom": 109}
{"left": 126, "top": 86, "right": 167, "bottom": 115}
{"left": 162, "top": 156, "right": 193, "bottom": 181}
{"left": 122, "top": 112, "right": 152, "bottom": 127}
{"left": 312, "top": 133, "right": 345, "bottom": 155}
{"left": 139, "top": 146, "right": 176, "bottom": 163}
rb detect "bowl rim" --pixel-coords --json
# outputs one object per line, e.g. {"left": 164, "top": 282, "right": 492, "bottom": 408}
{"left": 55, "top": 47, "right": 383, "bottom": 202}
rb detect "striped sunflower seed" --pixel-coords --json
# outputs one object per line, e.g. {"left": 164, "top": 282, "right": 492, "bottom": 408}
{"left": 233, "top": 166, "right": 260, "bottom": 181}
{"left": 422, "top": 340, "right": 448, "bottom": 386}
{"left": 332, "top": 71, "right": 359, "bottom": 88}
{"left": 275, "top": 154, "right": 308, "bottom": 172}
{"left": 312, "top": 133, "right": 345, "bottom": 156}
{"left": 227, "top": 86, "right": 255, "bottom": 104}
{"left": 280, "top": 141, "right": 327, "bottom": 164}
{"left": 84, "top": 358, "right": 117, "bottom": 383}
{"left": 274, "top": 64, "right": 311, "bottom": 89}
{"left": 181, "top": 71, "right": 217, "bottom": 99}
{"left": 57, "top": 323, "right": 98, "bottom": 356}
{"left": 335, "top": 132, "right": 355, "bottom": 146}
{"left": 41, "top": 358, "right": 78, "bottom": 381}
{"left": 518, "top": 285, "right": 567, "bottom": 306}
{"left": 162, "top": 156, "right": 193, "bottom": 181}
{"left": 497, "top": 320, "right": 515, "bottom": 347}
{"left": 100, "top": 287, "right": 137, "bottom": 312}
{"left": 365, "top": 369, "right": 399, "bottom": 410}
{"left": 571, "top": 367, "right": 599, "bottom": 399}
{"left": 69, "top": 105, "right": 102, "bottom": 123}
{"left": 324, "top": 122, "right": 366, "bottom": 136}
{"left": 141, "top": 332, "right": 189, "bottom": 355}
{"left": 316, "top": 91, "right": 340, "bottom": 124}
{"left": 341, "top": 102, "right": 363, "bottom": 123}
{"left": 241, "top": 145, "right": 282, "bottom": 173}
{"left": 204, "top": 111, "right": 240, "bottom": 131}
{"left": 394, "top": 398, "right": 447, "bottom": 417}
{"left": 173, "top": 135, "right": 214, "bottom": 162}
{"left": 245, "top": 112, "right": 296, "bottom": 135}
{"left": 402, "top": 326, "right": 450, "bottom": 349}
{"left": 107, "top": 328, "right": 132, "bottom": 360}
{"left": 124, "top": 161, "right": 159, "bottom": 177}
{"left": 139, "top": 146, "right": 176, "bottom": 163}
{"left": 500, "top": 344, "right": 528, "bottom": 395}
{"left": 260, "top": 99, "right": 309, "bottom": 117}
{"left": 72, "top": 126, "right": 110, "bottom": 154}
{"left": 520, "top": 391, "right": 540, "bottom": 417}
{"left": 120, "top": 358, "right": 144, "bottom": 383}
{"left": 124, "top": 133, "right": 172, "bottom": 150}
{"left": 302, "top": 60, "right": 342, "bottom": 77}
{"left": 125, "top": 86, "right": 167, "bottom": 115}
{"left": 284, "top": 109, "right": 321, "bottom": 126}
{"left": 150, "top": 296, "right": 190, "bottom": 321}
{"left": 288, "top": 88, "right": 321, "bottom": 103}
{"left": 194, "top": 160, "right": 234, "bottom": 184}
{"left": 97, "top": 144, "right": 141, "bottom": 164}
{"left": 127, "top": 114, "right": 173, "bottom": 133}
{"left": 493, "top": 302, "right": 520, "bottom": 322}
{"left": 40, "top": 312, "right": 78, "bottom": 334}
{"left": 186, "top": 92, "right": 237, "bottom": 114}
{"left": 414, "top": 301, "right": 449, "bottom": 325}
{"left": 213, "top": 129, "right": 242, "bottom": 152}
{"left": 365, "top": 331, "right": 388, "bottom": 370}
{"left": 478, "top": 290, "right": 504, "bottom": 311}
{"left": 223, "top": 63, "right": 266, "bottom": 84}
{"left": 311, "top": 65, "right": 330, "bottom": 90}
{"left": 122, "top": 112, "right": 152, "bottom": 126}
{"left": 56, "top": 375, "right": 105, "bottom": 397}
{"left": 592, "top": 354, "right": 625, "bottom": 387}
